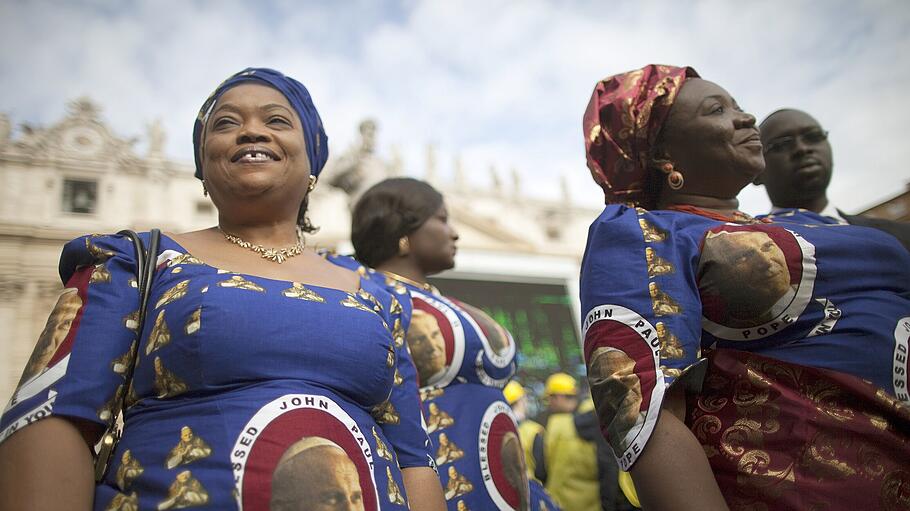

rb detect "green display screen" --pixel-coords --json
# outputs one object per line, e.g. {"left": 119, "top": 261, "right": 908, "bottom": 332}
{"left": 429, "top": 276, "right": 584, "bottom": 391}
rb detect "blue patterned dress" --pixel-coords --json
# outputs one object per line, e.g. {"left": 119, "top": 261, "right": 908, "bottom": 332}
{"left": 581, "top": 205, "right": 910, "bottom": 509}
{"left": 0, "top": 233, "right": 432, "bottom": 511}
{"left": 349, "top": 266, "right": 529, "bottom": 511}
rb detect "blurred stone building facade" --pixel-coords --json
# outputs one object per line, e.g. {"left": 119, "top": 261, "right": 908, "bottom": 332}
{"left": 0, "top": 99, "right": 600, "bottom": 403}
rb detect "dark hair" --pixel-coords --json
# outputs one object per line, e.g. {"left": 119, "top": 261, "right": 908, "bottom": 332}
{"left": 351, "top": 178, "right": 444, "bottom": 268}
{"left": 297, "top": 193, "right": 318, "bottom": 234}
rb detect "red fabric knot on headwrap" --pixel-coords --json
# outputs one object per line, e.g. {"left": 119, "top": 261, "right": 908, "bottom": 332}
{"left": 583, "top": 64, "right": 699, "bottom": 206}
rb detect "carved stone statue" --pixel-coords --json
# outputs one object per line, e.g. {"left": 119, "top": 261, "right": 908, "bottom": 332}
{"left": 326, "top": 118, "right": 392, "bottom": 207}
{"left": 490, "top": 165, "right": 503, "bottom": 195}
{"left": 67, "top": 97, "right": 99, "bottom": 119}
{"left": 454, "top": 156, "right": 466, "bottom": 191}
{"left": 425, "top": 144, "right": 438, "bottom": 184}
{"left": 511, "top": 167, "right": 522, "bottom": 198}
{"left": 0, "top": 113, "right": 10, "bottom": 147}
{"left": 147, "top": 119, "right": 166, "bottom": 158}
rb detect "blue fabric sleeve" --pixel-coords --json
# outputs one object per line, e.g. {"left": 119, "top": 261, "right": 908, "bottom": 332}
{"left": 0, "top": 234, "right": 140, "bottom": 443}
{"left": 579, "top": 205, "right": 704, "bottom": 470}
{"left": 373, "top": 283, "right": 436, "bottom": 470}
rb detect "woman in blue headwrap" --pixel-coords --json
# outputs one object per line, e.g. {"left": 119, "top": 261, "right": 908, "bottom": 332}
{"left": 0, "top": 68, "right": 446, "bottom": 510}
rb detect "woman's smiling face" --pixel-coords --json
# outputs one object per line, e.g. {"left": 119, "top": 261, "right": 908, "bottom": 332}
{"left": 201, "top": 83, "right": 310, "bottom": 206}
{"left": 659, "top": 78, "right": 765, "bottom": 200}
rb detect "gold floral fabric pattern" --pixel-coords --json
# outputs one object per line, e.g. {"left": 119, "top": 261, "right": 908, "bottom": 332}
{"left": 689, "top": 349, "right": 910, "bottom": 510}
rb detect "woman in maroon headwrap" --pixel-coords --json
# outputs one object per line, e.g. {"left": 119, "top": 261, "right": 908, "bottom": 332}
{"left": 579, "top": 65, "right": 910, "bottom": 510}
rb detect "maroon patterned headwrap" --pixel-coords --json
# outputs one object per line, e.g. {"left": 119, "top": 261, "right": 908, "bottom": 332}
{"left": 583, "top": 64, "right": 699, "bottom": 205}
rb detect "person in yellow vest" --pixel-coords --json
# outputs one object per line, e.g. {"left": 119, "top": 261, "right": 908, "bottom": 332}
{"left": 540, "top": 373, "right": 639, "bottom": 511}
{"left": 504, "top": 381, "right": 562, "bottom": 511}
{"left": 539, "top": 373, "right": 597, "bottom": 511}
{"left": 503, "top": 380, "right": 544, "bottom": 481}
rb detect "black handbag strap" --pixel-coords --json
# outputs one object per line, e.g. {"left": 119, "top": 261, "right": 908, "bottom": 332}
{"left": 94, "top": 229, "right": 160, "bottom": 482}
{"left": 117, "top": 229, "right": 160, "bottom": 337}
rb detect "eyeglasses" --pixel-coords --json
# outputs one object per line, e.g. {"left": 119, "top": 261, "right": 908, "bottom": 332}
{"left": 764, "top": 129, "right": 828, "bottom": 154}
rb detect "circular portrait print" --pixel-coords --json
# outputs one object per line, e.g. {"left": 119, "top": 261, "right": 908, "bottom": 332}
{"left": 231, "top": 394, "right": 380, "bottom": 511}
{"left": 698, "top": 224, "right": 817, "bottom": 340}
{"left": 408, "top": 292, "right": 465, "bottom": 388}
{"left": 582, "top": 304, "right": 664, "bottom": 470}
{"left": 478, "top": 401, "right": 530, "bottom": 511}
{"left": 17, "top": 286, "right": 84, "bottom": 391}
{"left": 587, "top": 346, "right": 646, "bottom": 454}
{"left": 450, "top": 299, "right": 515, "bottom": 369}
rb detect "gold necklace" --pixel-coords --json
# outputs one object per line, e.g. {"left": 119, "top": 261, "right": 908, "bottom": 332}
{"left": 380, "top": 270, "right": 438, "bottom": 294}
{"left": 219, "top": 227, "right": 305, "bottom": 264}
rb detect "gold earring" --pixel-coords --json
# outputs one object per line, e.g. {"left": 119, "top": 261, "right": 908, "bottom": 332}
{"left": 307, "top": 175, "right": 317, "bottom": 192}
{"left": 662, "top": 162, "right": 684, "bottom": 190}
{"left": 398, "top": 237, "right": 410, "bottom": 256}
{"left": 202, "top": 180, "right": 208, "bottom": 197}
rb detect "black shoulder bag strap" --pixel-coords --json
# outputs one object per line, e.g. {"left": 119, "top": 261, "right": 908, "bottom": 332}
{"left": 93, "top": 228, "right": 160, "bottom": 482}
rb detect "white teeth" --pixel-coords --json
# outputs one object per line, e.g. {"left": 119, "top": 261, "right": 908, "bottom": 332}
{"left": 239, "top": 152, "right": 272, "bottom": 162}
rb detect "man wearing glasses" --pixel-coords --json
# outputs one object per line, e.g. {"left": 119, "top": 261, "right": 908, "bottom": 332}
{"left": 756, "top": 108, "right": 910, "bottom": 250}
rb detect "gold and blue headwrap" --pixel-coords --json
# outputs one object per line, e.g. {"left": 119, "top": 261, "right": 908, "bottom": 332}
{"left": 192, "top": 67, "right": 329, "bottom": 180}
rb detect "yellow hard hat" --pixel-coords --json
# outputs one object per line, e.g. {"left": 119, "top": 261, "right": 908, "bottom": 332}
{"left": 503, "top": 381, "right": 526, "bottom": 405}
{"left": 544, "top": 372, "right": 578, "bottom": 397}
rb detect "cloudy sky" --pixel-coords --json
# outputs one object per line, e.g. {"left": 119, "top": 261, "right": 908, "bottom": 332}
{"left": 1, "top": 0, "right": 908, "bottom": 214}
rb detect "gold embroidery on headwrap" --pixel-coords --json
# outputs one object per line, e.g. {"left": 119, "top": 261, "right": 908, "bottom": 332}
{"left": 588, "top": 124, "right": 602, "bottom": 145}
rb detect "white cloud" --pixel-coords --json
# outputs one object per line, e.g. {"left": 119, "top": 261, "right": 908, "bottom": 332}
{"left": 1, "top": 0, "right": 908, "bottom": 215}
